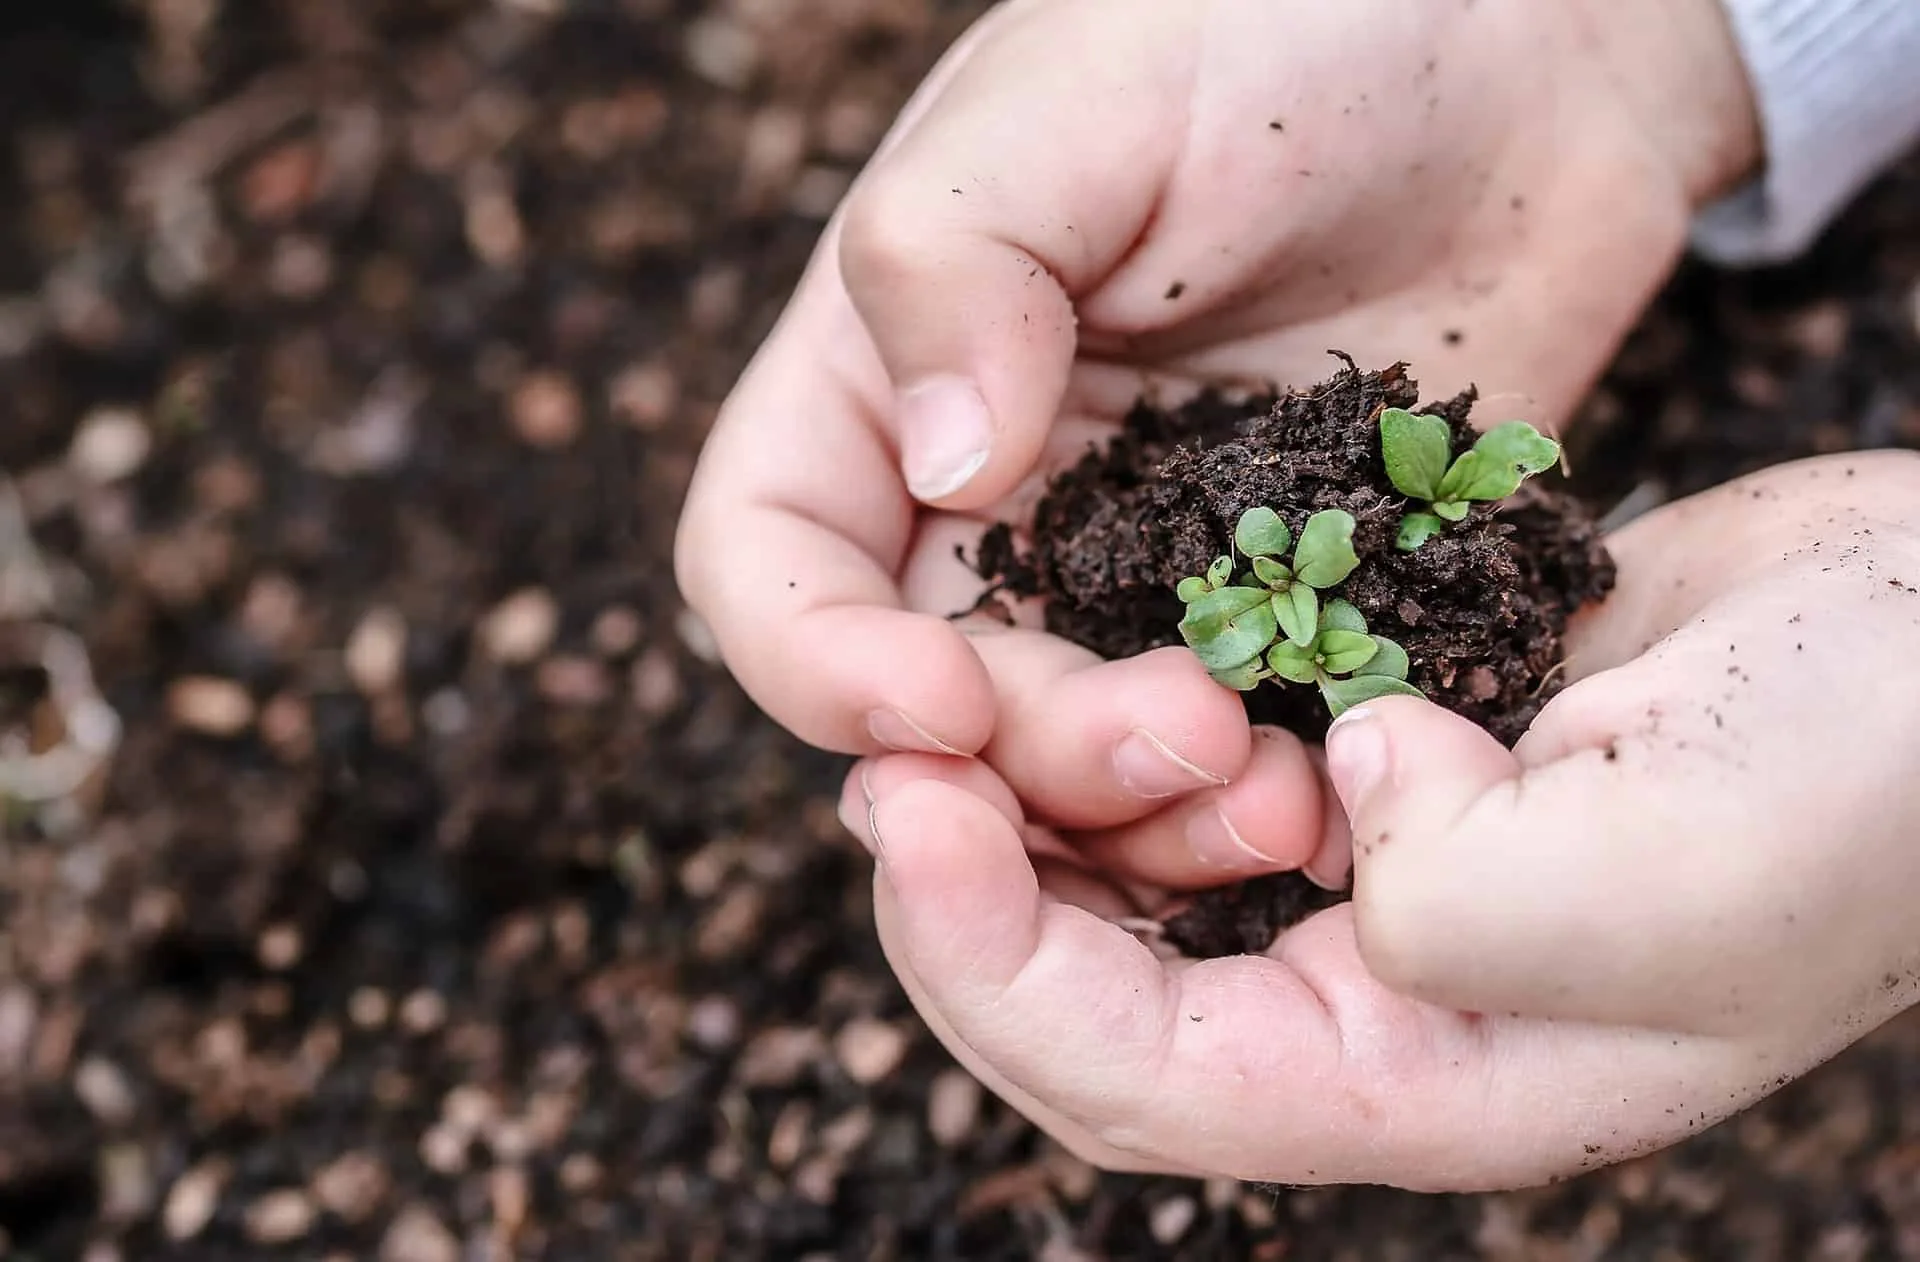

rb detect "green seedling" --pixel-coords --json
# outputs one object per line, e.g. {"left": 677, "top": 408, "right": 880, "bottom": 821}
{"left": 1176, "top": 508, "right": 1423, "bottom": 715}
{"left": 1264, "top": 597, "right": 1424, "bottom": 717}
{"left": 1378, "top": 408, "right": 1561, "bottom": 550}
{"left": 1177, "top": 507, "right": 1361, "bottom": 676}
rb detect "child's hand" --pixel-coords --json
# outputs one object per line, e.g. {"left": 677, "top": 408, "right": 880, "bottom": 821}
{"left": 837, "top": 453, "right": 1920, "bottom": 1189}
{"left": 674, "top": 0, "right": 1758, "bottom": 775}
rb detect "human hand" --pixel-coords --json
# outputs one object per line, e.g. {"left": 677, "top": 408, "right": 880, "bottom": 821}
{"left": 674, "top": 0, "right": 1761, "bottom": 809}
{"left": 838, "top": 452, "right": 1920, "bottom": 1190}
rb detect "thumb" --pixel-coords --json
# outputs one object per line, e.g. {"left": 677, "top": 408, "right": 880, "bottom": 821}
{"left": 834, "top": 2, "right": 1194, "bottom": 507}
{"left": 1323, "top": 697, "right": 1531, "bottom": 1009}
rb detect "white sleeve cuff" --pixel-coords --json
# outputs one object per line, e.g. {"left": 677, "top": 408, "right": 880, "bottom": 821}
{"left": 1691, "top": 0, "right": 1920, "bottom": 266}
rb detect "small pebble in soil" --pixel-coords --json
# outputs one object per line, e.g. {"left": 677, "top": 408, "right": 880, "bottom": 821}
{"left": 835, "top": 1017, "right": 910, "bottom": 1084}
{"left": 349, "top": 986, "right": 393, "bottom": 1028}
{"left": 98, "top": 1144, "right": 155, "bottom": 1223}
{"left": 419, "top": 1124, "right": 469, "bottom": 1175}
{"left": 346, "top": 607, "right": 409, "bottom": 694}
{"left": 686, "top": 993, "right": 742, "bottom": 1050}
{"left": 161, "top": 1161, "right": 226, "bottom": 1241}
{"left": 399, "top": 989, "right": 448, "bottom": 1035}
{"left": 589, "top": 605, "right": 644, "bottom": 656}
{"left": 609, "top": 361, "right": 679, "bottom": 431}
{"left": 509, "top": 370, "right": 583, "bottom": 448}
{"left": 244, "top": 1188, "right": 317, "bottom": 1244}
{"left": 256, "top": 923, "right": 302, "bottom": 970}
{"left": 1151, "top": 1195, "right": 1200, "bottom": 1245}
{"left": 73, "top": 1056, "right": 137, "bottom": 1126}
{"left": 927, "top": 1068, "right": 983, "bottom": 1147}
{"left": 166, "top": 676, "right": 255, "bottom": 736}
{"left": 380, "top": 1203, "right": 461, "bottom": 1262}
{"left": 479, "top": 588, "right": 559, "bottom": 664}
{"left": 68, "top": 407, "right": 152, "bottom": 482}
{"left": 313, "top": 1151, "right": 389, "bottom": 1222}
{"left": 536, "top": 654, "right": 611, "bottom": 705}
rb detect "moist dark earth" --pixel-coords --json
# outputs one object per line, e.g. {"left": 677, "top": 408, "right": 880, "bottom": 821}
{"left": 975, "top": 361, "right": 1614, "bottom": 748}
{"left": 2, "top": 3, "right": 1919, "bottom": 1260}
{"left": 975, "top": 360, "right": 1615, "bottom": 958}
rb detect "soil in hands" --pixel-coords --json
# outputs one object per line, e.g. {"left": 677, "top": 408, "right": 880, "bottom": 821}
{"left": 973, "top": 356, "right": 1616, "bottom": 957}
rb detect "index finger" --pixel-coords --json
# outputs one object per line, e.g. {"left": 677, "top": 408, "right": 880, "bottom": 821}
{"left": 675, "top": 269, "right": 997, "bottom": 755}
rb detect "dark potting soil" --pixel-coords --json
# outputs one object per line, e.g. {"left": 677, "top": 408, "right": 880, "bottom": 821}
{"left": 974, "top": 357, "right": 1615, "bottom": 955}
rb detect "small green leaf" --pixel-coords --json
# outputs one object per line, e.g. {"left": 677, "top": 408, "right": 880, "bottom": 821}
{"left": 1210, "top": 660, "right": 1269, "bottom": 691}
{"left": 1355, "top": 636, "right": 1410, "bottom": 681}
{"left": 1176, "top": 576, "right": 1210, "bottom": 603}
{"left": 1274, "top": 584, "right": 1319, "bottom": 647}
{"left": 1434, "top": 450, "right": 1493, "bottom": 503}
{"left": 1378, "top": 408, "right": 1452, "bottom": 501}
{"left": 1206, "top": 555, "right": 1234, "bottom": 588}
{"left": 1434, "top": 424, "right": 1558, "bottom": 504}
{"left": 1234, "top": 506, "right": 1292, "bottom": 558}
{"left": 1319, "top": 674, "right": 1426, "bottom": 718}
{"left": 1251, "top": 556, "right": 1292, "bottom": 588}
{"left": 1266, "top": 639, "right": 1319, "bottom": 685}
{"left": 1317, "top": 598, "right": 1368, "bottom": 635}
{"left": 1179, "top": 584, "right": 1267, "bottom": 636}
{"left": 1180, "top": 586, "right": 1278, "bottom": 670}
{"left": 1316, "top": 629, "right": 1379, "bottom": 675}
{"left": 1473, "top": 420, "right": 1561, "bottom": 478}
{"left": 1395, "top": 512, "right": 1447, "bottom": 551}
{"left": 1432, "top": 499, "right": 1470, "bottom": 522}
{"left": 1291, "top": 510, "right": 1360, "bottom": 588}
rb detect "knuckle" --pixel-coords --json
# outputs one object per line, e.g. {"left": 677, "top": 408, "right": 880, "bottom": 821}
{"left": 837, "top": 175, "right": 934, "bottom": 294}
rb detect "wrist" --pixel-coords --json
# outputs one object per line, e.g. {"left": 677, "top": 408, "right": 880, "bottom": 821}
{"left": 1566, "top": 0, "right": 1763, "bottom": 209}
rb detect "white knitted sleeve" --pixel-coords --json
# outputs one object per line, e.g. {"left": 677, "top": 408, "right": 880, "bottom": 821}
{"left": 1691, "top": 0, "right": 1920, "bottom": 266}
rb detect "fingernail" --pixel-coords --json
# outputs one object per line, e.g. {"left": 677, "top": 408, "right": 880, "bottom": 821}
{"left": 898, "top": 376, "right": 992, "bottom": 500}
{"left": 1302, "top": 844, "right": 1352, "bottom": 891}
{"left": 1186, "top": 807, "right": 1275, "bottom": 870}
{"left": 1324, "top": 707, "right": 1388, "bottom": 817}
{"left": 867, "top": 708, "right": 961, "bottom": 755}
{"left": 1113, "top": 728, "right": 1227, "bottom": 799}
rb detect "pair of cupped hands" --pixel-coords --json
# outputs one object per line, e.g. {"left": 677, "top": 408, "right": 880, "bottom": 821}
{"left": 676, "top": 0, "right": 1920, "bottom": 1190}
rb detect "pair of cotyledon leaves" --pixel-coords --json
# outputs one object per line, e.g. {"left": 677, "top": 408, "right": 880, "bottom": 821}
{"left": 1379, "top": 408, "right": 1561, "bottom": 549}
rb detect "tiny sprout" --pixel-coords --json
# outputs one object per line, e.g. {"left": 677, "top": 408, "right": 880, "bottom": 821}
{"left": 1177, "top": 508, "right": 1361, "bottom": 679}
{"left": 1379, "top": 408, "right": 1561, "bottom": 550}
{"left": 1174, "top": 508, "right": 1425, "bottom": 717}
{"left": 1264, "top": 598, "right": 1423, "bottom": 717}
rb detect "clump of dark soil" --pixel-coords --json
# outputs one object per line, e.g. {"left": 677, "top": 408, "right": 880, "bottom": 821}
{"left": 976, "top": 356, "right": 1615, "bottom": 954}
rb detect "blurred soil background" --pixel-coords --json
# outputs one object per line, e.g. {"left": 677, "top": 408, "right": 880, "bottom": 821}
{"left": 1, "top": 1, "right": 1918, "bottom": 1258}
